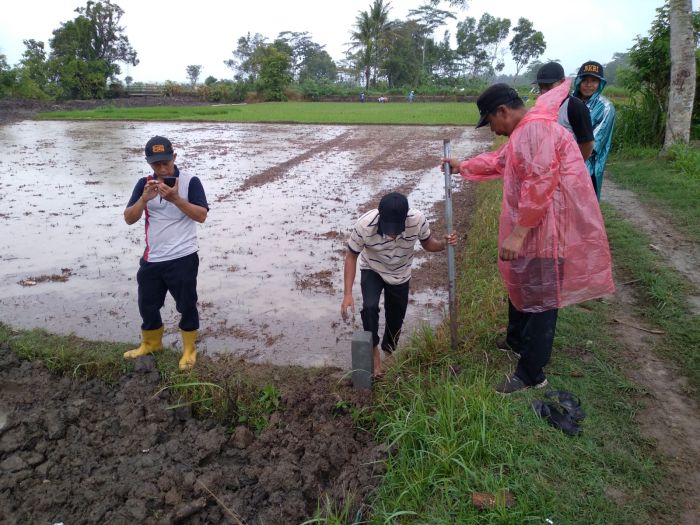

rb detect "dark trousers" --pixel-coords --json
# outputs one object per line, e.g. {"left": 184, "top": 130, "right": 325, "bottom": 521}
{"left": 360, "top": 269, "right": 410, "bottom": 353}
{"left": 506, "top": 299, "right": 558, "bottom": 386}
{"left": 137, "top": 252, "right": 200, "bottom": 331}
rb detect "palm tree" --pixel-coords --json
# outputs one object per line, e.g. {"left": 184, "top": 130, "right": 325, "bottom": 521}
{"left": 368, "top": 0, "right": 393, "bottom": 86}
{"left": 351, "top": 11, "right": 374, "bottom": 90}
{"left": 350, "top": 0, "right": 394, "bottom": 90}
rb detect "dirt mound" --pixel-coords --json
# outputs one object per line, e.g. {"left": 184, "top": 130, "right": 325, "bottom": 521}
{"left": 0, "top": 345, "right": 383, "bottom": 524}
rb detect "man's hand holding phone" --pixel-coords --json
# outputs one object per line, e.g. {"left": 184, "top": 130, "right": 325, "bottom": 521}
{"left": 157, "top": 177, "right": 179, "bottom": 202}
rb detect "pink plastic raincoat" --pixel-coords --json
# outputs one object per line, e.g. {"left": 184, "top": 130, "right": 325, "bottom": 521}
{"left": 460, "top": 80, "right": 615, "bottom": 312}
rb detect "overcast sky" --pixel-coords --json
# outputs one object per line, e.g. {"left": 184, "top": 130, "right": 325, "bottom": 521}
{"left": 1, "top": 0, "right": 695, "bottom": 83}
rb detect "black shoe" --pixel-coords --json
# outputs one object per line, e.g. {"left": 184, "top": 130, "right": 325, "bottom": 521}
{"left": 495, "top": 337, "right": 520, "bottom": 357}
{"left": 495, "top": 374, "right": 548, "bottom": 394}
{"left": 531, "top": 400, "right": 582, "bottom": 436}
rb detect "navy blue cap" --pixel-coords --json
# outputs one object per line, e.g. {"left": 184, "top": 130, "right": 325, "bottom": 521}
{"left": 378, "top": 192, "right": 409, "bottom": 236}
{"left": 144, "top": 136, "right": 174, "bottom": 163}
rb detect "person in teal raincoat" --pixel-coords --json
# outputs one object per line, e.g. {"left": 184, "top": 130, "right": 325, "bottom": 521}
{"left": 573, "top": 61, "right": 615, "bottom": 200}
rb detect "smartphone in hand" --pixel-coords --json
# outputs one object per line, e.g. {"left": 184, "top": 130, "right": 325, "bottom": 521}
{"left": 163, "top": 177, "right": 177, "bottom": 187}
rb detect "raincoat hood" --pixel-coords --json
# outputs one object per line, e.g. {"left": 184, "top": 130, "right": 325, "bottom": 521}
{"left": 458, "top": 79, "right": 614, "bottom": 312}
{"left": 573, "top": 74, "right": 607, "bottom": 105}
{"left": 525, "top": 78, "right": 573, "bottom": 123}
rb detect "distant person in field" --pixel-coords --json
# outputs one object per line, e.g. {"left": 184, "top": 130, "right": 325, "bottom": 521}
{"left": 443, "top": 82, "right": 614, "bottom": 394}
{"left": 573, "top": 61, "right": 616, "bottom": 199}
{"left": 341, "top": 192, "right": 457, "bottom": 378}
{"left": 535, "top": 62, "right": 594, "bottom": 161}
{"left": 123, "top": 136, "right": 209, "bottom": 371}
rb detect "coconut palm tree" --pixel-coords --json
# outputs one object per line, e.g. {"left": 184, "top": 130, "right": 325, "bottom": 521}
{"left": 350, "top": 0, "right": 394, "bottom": 90}
{"left": 368, "top": 0, "right": 394, "bottom": 86}
{"left": 351, "top": 11, "right": 374, "bottom": 90}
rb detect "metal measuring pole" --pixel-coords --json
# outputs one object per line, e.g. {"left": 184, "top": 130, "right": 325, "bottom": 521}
{"left": 442, "top": 139, "right": 458, "bottom": 352}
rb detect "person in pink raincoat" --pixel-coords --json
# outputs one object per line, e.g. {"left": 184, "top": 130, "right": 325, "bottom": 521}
{"left": 444, "top": 80, "right": 614, "bottom": 394}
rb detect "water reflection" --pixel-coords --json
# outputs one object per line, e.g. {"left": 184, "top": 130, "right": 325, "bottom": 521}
{"left": 0, "top": 120, "right": 489, "bottom": 367}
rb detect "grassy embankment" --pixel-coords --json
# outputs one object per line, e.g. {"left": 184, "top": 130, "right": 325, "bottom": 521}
{"left": 6, "top": 103, "right": 699, "bottom": 523}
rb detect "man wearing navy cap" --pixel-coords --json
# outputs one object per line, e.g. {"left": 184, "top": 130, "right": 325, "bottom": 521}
{"left": 123, "top": 136, "right": 209, "bottom": 371}
{"left": 341, "top": 192, "right": 457, "bottom": 377}
{"left": 535, "top": 62, "right": 594, "bottom": 161}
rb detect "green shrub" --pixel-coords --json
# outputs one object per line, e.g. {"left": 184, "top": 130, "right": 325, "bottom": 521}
{"left": 162, "top": 81, "right": 184, "bottom": 97}
{"left": 13, "top": 76, "right": 51, "bottom": 100}
{"left": 199, "top": 80, "right": 249, "bottom": 103}
{"left": 613, "top": 91, "right": 664, "bottom": 151}
{"left": 665, "top": 142, "right": 700, "bottom": 179}
{"left": 106, "top": 81, "right": 124, "bottom": 99}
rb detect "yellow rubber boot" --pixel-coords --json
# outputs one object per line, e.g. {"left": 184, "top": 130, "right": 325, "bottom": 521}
{"left": 179, "top": 330, "right": 197, "bottom": 370}
{"left": 123, "top": 326, "right": 164, "bottom": 359}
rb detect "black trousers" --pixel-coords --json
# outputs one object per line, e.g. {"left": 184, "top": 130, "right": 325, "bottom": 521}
{"left": 137, "top": 252, "right": 200, "bottom": 331}
{"left": 360, "top": 269, "right": 410, "bottom": 353}
{"left": 505, "top": 299, "right": 558, "bottom": 386}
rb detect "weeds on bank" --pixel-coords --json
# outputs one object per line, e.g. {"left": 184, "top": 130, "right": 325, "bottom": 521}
{"left": 0, "top": 322, "right": 130, "bottom": 382}
{"left": 153, "top": 354, "right": 282, "bottom": 432}
{"left": 356, "top": 181, "right": 663, "bottom": 524}
{"left": 0, "top": 323, "right": 283, "bottom": 433}
{"left": 602, "top": 203, "right": 700, "bottom": 399}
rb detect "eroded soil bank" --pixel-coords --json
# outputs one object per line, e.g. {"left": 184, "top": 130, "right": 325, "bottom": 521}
{"left": 0, "top": 345, "right": 383, "bottom": 524}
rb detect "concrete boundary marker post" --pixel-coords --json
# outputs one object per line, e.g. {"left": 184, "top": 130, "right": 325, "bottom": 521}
{"left": 351, "top": 330, "right": 373, "bottom": 389}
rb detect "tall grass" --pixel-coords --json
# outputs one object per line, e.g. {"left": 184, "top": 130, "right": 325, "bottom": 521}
{"left": 612, "top": 92, "right": 664, "bottom": 151}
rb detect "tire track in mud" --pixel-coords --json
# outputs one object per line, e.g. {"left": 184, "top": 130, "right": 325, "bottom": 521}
{"left": 216, "top": 125, "right": 466, "bottom": 204}
{"left": 237, "top": 130, "right": 354, "bottom": 193}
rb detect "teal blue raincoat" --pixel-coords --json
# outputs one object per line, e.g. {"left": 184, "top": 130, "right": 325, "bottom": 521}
{"left": 573, "top": 76, "right": 615, "bottom": 200}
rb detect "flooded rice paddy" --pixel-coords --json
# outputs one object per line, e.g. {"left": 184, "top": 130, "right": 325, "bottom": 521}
{"left": 0, "top": 120, "right": 489, "bottom": 367}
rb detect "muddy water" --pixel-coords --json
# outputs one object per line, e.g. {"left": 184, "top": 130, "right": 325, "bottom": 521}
{"left": 0, "top": 120, "right": 490, "bottom": 367}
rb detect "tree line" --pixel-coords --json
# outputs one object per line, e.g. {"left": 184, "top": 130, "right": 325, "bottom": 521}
{"left": 0, "top": 0, "right": 697, "bottom": 148}
{"left": 0, "top": 0, "right": 548, "bottom": 101}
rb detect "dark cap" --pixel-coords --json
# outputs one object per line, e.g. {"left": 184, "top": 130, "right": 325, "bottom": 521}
{"left": 378, "top": 192, "right": 409, "bottom": 236}
{"left": 535, "top": 62, "right": 565, "bottom": 84}
{"left": 144, "top": 136, "right": 174, "bottom": 163}
{"left": 577, "top": 61, "right": 604, "bottom": 80}
{"left": 476, "top": 83, "right": 522, "bottom": 128}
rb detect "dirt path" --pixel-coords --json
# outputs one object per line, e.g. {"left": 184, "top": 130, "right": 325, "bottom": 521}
{"left": 603, "top": 180, "right": 700, "bottom": 313}
{"left": 603, "top": 179, "right": 700, "bottom": 524}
